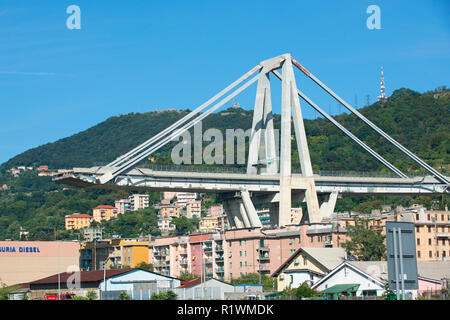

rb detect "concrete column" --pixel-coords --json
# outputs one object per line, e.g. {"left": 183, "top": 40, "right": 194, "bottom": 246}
{"left": 319, "top": 191, "right": 338, "bottom": 221}
{"left": 238, "top": 201, "right": 251, "bottom": 228}
{"left": 269, "top": 202, "right": 280, "bottom": 227}
{"left": 241, "top": 190, "right": 262, "bottom": 228}
{"left": 279, "top": 57, "right": 293, "bottom": 227}
{"left": 247, "top": 72, "right": 266, "bottom": 175}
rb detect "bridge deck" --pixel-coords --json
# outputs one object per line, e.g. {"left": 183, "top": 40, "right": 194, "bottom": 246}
{"left": 53, "top": 167, "right": 448, "bottom": 195}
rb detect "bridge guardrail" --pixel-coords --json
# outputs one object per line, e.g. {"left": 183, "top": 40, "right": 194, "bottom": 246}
{"left": 142, "top": 164, "right": 427, "bottom": 178}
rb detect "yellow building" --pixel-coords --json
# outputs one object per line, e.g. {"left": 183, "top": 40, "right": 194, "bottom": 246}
{"left": 414, "top": 209, "right": 450, "bottom": 261}
{"left": 92, "top": 205, "right": 119, "bottom": 223}
{"left": 65, "top": 213, "right": 92, "bottom": 230}
{"left": 80, "top": 238, "right": 149, "bottom": 270}
{"left": 271, "top": 247, "right": 346, "bottom": 292}
{"left": 199, "top": 216, "right": 219, "bottom": 232}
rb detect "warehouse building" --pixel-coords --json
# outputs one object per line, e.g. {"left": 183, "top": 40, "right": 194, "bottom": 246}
{"left": 0, "top": 241, "right": 80, "bottom": 286}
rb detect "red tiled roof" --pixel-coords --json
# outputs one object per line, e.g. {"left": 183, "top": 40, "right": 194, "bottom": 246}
{"left": 93, "top": 205, "right": 116, "bottom": 209}
{"left": 177, "top": 277, "right": 202, "bottom": 288}
{"left": 29, "top": 269, "right": 134, "bottom": 285}
{"left": 66, "top": 214, "right": 92, "bottom": 218}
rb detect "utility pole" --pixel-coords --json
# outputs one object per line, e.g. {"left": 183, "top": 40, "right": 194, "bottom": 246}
{"left": 57, "top": 241, "right": 61, "bottom": 300}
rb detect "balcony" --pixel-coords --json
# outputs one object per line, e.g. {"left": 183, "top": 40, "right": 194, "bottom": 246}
{"left": 203, "top": 246, "right": 213, "bottom": 252}
{"left": 215, "top": 256, "right": 224, "bottom": 263}
{"left": 436, "top": 232, "right": 450, "bottom": 239}
{"left": 257, "top": 254, "right": 270, "bottom": 261}
{"left": 215, "top": 246, "right": 224, "bottom": 252}
{"left": 258, "top": 246, "right": 270, "bottom": 252}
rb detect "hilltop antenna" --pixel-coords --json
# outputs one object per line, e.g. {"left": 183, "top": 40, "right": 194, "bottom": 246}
{"left": 232, "top": 98, "right": 240, "bottom": 109}
{"left": 378, "top": 65, "right": 387, "bottom": 102}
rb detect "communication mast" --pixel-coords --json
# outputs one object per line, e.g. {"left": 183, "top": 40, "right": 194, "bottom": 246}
{"left": 378, "top": 65, "right": 387, "bottom": 102}
{"left": 232, "top": 98, "right": 240, "bottom": 109}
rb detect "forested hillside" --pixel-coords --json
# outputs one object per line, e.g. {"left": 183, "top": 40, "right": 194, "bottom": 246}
{"left": 2, "top": 87, "right": 448, "bottom": 174}
{"left": 0, "top": 87, "right": 448, "bottom": 241}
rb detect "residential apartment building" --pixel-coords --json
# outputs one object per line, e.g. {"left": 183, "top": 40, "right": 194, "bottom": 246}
{"left": 161, "top": 192, "right": 177, "bottom": 201}
{"left": 148, "top": 226, "right": 330, "bottom": 282}
{"left": 199, "top": 216, "right": 220, "bottom": 233}
{"left": 92, "top": 205, "right": 119, "bottom": 223}
{"left": 257, "top": 208, "right": 302, "bottom": 227}
{"left": 80, "top": 238, "right": 149, "bottom": 270}
{"left": 159, "top": 204, "right": 182, "bottom": 218}
{"left": 65, "top": 213, "right": 92, "bottom": 230}
{"left": 186, "top": 200, "right": 202, "bottom": 218}
{"left": 129, "top": 194, "right": 150, "bottom": 211}
{"left": 257, "top": 209, "right": 270, "bottom": 226}
{"left": 411, "top": 207, "right": 450, "bottom": 261}
{"left": 115, "top": 199, "right": 131, "bottom": 214}
{"left": 82, "top": 227, "right": 103, "bottom": 242}
{"left": 158, "top": 218, "right": 176, "bottom": 233}
{"left": 207, "top": 205, "right": 224, "bottom": 217}
{"left": 149, "top": 236, "right": 192, "bottom": 277}
{"left": 176, "top": 192, "right": 197, "bottom": 205}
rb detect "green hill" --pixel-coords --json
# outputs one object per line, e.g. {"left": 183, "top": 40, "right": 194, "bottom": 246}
{"left": 0, "top": 86, "right": 448, "bottom": 241}
{"left": 2, "top": 87, "right": 448, "bottom": 174}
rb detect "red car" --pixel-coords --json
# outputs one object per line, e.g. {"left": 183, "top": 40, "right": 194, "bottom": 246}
{"left": 44, "top": 293, "right": 76, "bottom": 300}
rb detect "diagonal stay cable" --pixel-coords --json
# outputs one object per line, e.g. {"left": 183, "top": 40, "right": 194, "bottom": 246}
{"left": 291, "top": 57, "right": 449, "bottom": 184}
{"left": 272, "top": 69, "right": 407, "bottom": 178}
{"left": 108, "top": 65, "right": 263, "bottom": 168}
{"left": 99, "top": 70, "right": 264, "bottom": 184}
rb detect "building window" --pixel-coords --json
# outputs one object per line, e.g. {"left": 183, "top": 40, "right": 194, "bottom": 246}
{"left": 429, "top": 251, "right": 432, "bottom": 258}
{"left": 428, "top": 239, "right": 432, "bottom": 245}
{"left": 239, "top": 240, "right": 242, "bottom": 246}
{"left": 240, "top": 262, "right": 242, "bottom": 268}
{"left": 417, "top": 251, "right": 421, "bottom": 258}
{"left": 230, "top": 262, "right": 232, "bottom": 269}
{"left": 240, "top": 251, "right": 242, "bottom": 257}
{"left": 303, "top": 257, "right": 307, "bottom": 266}
{"left": 416, "top": 226, "right": 420, "bottom": 233}
{"left": 428, "top": 226, "right": 432, "bottom": 233}
{"left": 417, "top": 238, "right": 420, "bottom": 245}
{"left": 443, "top": 251, "right": 446, "bottom": 258}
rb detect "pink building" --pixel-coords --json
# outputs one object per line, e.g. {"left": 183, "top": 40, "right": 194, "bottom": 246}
{"left": 207, "top": 206, "right": 224, "bottom": 217}
{"left": 147, "top": 223, "right": 351, "bottom": 282}
{"left": 418, "top": 277, "right": 442, "bottom": 296}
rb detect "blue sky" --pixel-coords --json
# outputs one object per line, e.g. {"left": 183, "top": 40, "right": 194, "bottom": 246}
{"left": 0, "top": 0, "right": 449, "bottom": 164}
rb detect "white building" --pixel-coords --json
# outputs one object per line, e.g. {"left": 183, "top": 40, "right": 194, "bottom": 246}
{"left": 176, "top": 192, "right": 197, "bottom": 205}
{"left": 129, "top": 194, "right": 150, "bottom": 211}
{"left": 311, "top": 261, "right": 388, "bottom": 299}
{"left": 115, "top": 199, "right": 131, "bottom": 214}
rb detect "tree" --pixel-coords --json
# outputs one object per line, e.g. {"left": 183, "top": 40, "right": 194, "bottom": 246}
{"left": 230, "top": 273, "right": 276, "bottom": 291}
{"left": 151, "top": 290, "right": 178, "bottom": 300}
{"left": 179, "top": 273, "right": 200, "bottom": 280}
{"left": 86, "top": 290, "right": 98, "bottom": 300}
{"left": 341, "top": 218, "right": 386, "bottom": 261}
{"left": 171, "top": 216, "right": 198, "bottom": 235}
{"left": 136, "top": 262, "right": 154, "bottom": 272}
{"left": 0, "top": 282, "right": 20, "bottom": 300}
{"left": 119, "top": 291, "right": 131, "bottom": 300}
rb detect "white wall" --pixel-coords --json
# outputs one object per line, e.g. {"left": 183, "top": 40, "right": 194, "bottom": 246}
{"left": 314, "top": 265, "right": 384, "bottom": 296}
